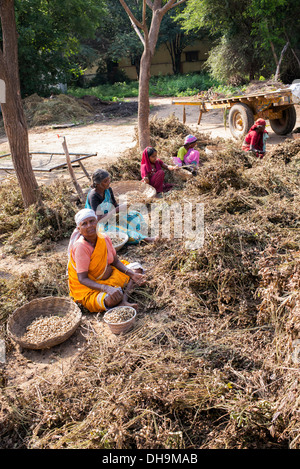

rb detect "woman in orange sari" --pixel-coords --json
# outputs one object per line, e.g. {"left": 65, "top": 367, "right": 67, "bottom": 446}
{"left": 67, "top": 208, "right": 145, "bottom": 313}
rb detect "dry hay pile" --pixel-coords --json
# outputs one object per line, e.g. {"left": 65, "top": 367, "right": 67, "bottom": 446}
{"left": 23, "top": 94, "right": 94, "bottom": 127}
{"left": 0, "top": 255, "right": 69, "bottom": 325}
{"left": 148, "top": 114, "right": 217, "bottom": 162}
{"left": 197, "top": 79, "right": 289, "bottom": 102}
{"left": 268, "top": 138, "right": 300, "bottom": 164}
{"left": 0, "top": 179, "right": 78, "bottom": 257}
{"left": 106, "top": 114, "right": 215, "bottom": 182}
{"left": 20, "top": 93, "right": 138, "bottom": 128}
{"left": 243, "top": 79, "right": 289, "bottom": 95}
{"left": 0, "top": 122, "right": 300, "bottom": 449}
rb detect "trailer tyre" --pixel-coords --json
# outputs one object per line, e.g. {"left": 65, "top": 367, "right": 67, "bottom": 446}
{"left": 269, "top": 106, "right": 296, "bottom": 135}
{"left": 228, "top": 103, "right": 254, "bottom": 139}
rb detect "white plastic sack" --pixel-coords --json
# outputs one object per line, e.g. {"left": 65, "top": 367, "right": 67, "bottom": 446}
{"left": 289, "top": 83, "right": 300, "bottom": 103}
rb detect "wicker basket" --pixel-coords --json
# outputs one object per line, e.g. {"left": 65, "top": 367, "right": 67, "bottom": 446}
{"left": 111, "top": 180, "right": 156, "bottom": 204}
{"left": 7, "top": 297, "right": 82, "bottom": 350}
{"left": 105, "top": 231, "right": 129, "bottom": 251}
{"left": 103, "top": 306, "right": 136, "bottom": 335}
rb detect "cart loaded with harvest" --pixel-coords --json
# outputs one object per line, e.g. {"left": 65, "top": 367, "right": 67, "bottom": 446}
{"left": 172, "top": 85, "right": 300, "bottom": 139}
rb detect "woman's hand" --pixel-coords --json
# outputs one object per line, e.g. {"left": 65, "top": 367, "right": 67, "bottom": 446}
{"left": 77, "top": 273, "right": 122, "bottom": 300}
{"left": 105, "top": 286, "right": 123, "bottom": 302}
{"left": 111, "top": 256, "right": 146, "bottom": 286}
{"left": 142, "top": 177, "right": 150, "bottom": 184}
{"left": 130, "top": 271, "right": 146, "bottom": 286}
{"left": 167, "top": 165, "right": 179, "bottom": 171}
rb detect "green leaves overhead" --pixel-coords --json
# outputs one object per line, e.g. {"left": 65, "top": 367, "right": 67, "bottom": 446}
{"left": 14, "top": 0, "right": 106, "bottom": 96}
{"left": 177, "top": 0, "right": 300, "bottom": 83}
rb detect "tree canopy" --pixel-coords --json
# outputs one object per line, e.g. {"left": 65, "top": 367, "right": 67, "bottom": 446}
{"left": 178, "top": 0, "right": 300, "bottom": 83}
{"left": 15, "top": 0, "right": 106, "bottom": 96}
{"left": 3, "top": 0, "right": 300, "bottom": 96}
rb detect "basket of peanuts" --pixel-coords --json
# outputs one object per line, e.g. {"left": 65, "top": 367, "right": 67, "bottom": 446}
{"left": 7, "top": 297, "right": 82, "bottom": 349}
{"left": 103, "top": 306, "right": 137, "bottom": 335}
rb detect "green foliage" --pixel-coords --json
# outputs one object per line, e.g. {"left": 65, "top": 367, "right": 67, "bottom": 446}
{"left": 86, "top": 0, "right": 145, "bottom": 85}
{"left": 68, "top": 81, "right": 139, "bottom": 101}
{"left": 206, "top": 36, "right": 253, "bottom": 85}
{"left": 149, "top": 73, "right": 217, "bottom": 96}
{"left": 248, "top": 0, "right": 300, "bottom": 81}
{"left": 177, "top": 0, "right": 300, "bottom": 83}
{"left": 68, "top": 72, "right": 243, "bottom": 101}
{"left": 14, "top": 0, "right": 106, "bottom": 96}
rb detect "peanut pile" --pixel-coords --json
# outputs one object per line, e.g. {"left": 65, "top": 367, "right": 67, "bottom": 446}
{"left": 108, "top": 234, "right": 124, "bottom": 246}
{"left": 104, "top": 307, "right": 135, "bottom": 324}
{"left": 123, "top": 190, "right": 140, "bottom": 201}
{"left": 21, "top": 315, "right": 73, "bottom": 343}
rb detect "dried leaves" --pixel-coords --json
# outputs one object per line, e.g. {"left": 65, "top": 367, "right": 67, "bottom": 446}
{"left": 0, "top": 180, "right": 77, "bottom": 257}
{"left": 1, "top": 119, "right": 300, "bottom": 449}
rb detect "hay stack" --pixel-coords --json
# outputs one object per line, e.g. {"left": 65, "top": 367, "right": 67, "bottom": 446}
{"left": 23, "top": 94, "right": 93, "bottom": 127}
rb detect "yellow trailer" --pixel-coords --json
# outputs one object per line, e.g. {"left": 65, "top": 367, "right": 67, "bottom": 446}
{"left": 172, "top": 88, "right": 297, "bottom": 139}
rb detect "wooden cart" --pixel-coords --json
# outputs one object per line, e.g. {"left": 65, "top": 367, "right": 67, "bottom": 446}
{"left": 172, "top": 88, "right": 297, "bottom": 139}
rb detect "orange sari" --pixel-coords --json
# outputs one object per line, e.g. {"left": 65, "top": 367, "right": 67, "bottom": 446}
{"left": 68, "top": 233, "right": 130, "bottom": 313}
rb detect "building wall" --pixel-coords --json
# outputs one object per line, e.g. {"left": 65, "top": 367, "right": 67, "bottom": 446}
{"left": 118, "top": 39, "right": 211, "bottom": 80}
{"left": 83, "top": 39, "right": 211, "bottom": 83}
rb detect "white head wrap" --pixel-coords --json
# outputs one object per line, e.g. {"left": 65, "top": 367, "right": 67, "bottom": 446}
{"left": 74, "top": 208, "right": 97, "bottom": 227}
{"left": 66, "top": 209, "right": 97, "bottom": 270}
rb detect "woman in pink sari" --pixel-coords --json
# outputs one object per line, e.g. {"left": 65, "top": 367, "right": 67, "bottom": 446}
{"left": 140, "top": 147, "right": 178, "bottom": 194}
{"left": 174, "top": 135, "right": 200, "bottom": 167}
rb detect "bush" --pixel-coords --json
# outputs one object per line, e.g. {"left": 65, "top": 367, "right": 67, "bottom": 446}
{"left": 206, "top": 36, "right": 251, "bottom": 85}
{"left": 69, "top": 72, "right": 221, "bottom": 101}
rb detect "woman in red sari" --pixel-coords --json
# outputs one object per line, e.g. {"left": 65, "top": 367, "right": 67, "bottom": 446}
{"left": 242, "top": 118, "right": 269, "bottom": 158}
{"left": 140, "top": 146, "right": 178, "bottom": 194}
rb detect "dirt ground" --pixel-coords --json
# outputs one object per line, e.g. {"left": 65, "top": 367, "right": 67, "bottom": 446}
{"left": 0, "top": 96, "right": 299, "bottom": 271}
{"left": 1, "top": 97, "right": 299, "bottom": 186}
{"left": 0, "top": 96, "right": 299, "bottom": 275}
{"left": 1, "top": 97, "right": 300, "bottom": 394}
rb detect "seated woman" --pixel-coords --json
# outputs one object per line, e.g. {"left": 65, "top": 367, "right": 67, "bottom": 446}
{"left": 173, "top": 135, "right": 200, "bottom": 173}
{"left": 85, "top": 168, "right": 155, "bottom": 244}
{"left": 141, "top": 146, "right": 178, "bottom": 194}
{"left": 67, "top": 208, "right": 145, "bottom": 313}
{"left": 242, "top": 118, "right": 269, "bottom": 159}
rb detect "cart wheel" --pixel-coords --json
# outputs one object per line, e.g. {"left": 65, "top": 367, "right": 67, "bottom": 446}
{"left": 269, "top": 106, "right": 296, "bottom": 135}
{"left": 228, "top": 103, "right": 254, "bottom": 139}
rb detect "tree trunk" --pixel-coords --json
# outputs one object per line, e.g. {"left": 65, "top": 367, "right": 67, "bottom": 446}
{"left": 138, "top": 47, "right": 151, "bottom": 150}
{"left": 166, "top": 33, "right": 184, "bottom": 75}
{"left": 270, "top": 40, "right": 279, "bottom": 68}
{"left": 166, "top": 41, "right": 180, "bottom": 74}
{"left": 137, "top": 9, "right": 162, "bottom": 150}
{"left": 119, "top": 0, "right": 187, "bottom": 150}
{"left": 274, "top": 42, "right": 289, "bottom": 81}
{"left": 0, "top": 0, "right": 40, "bottom": 207}
{"left": 1, "top": 76, "right": 40, "bottom": 207}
